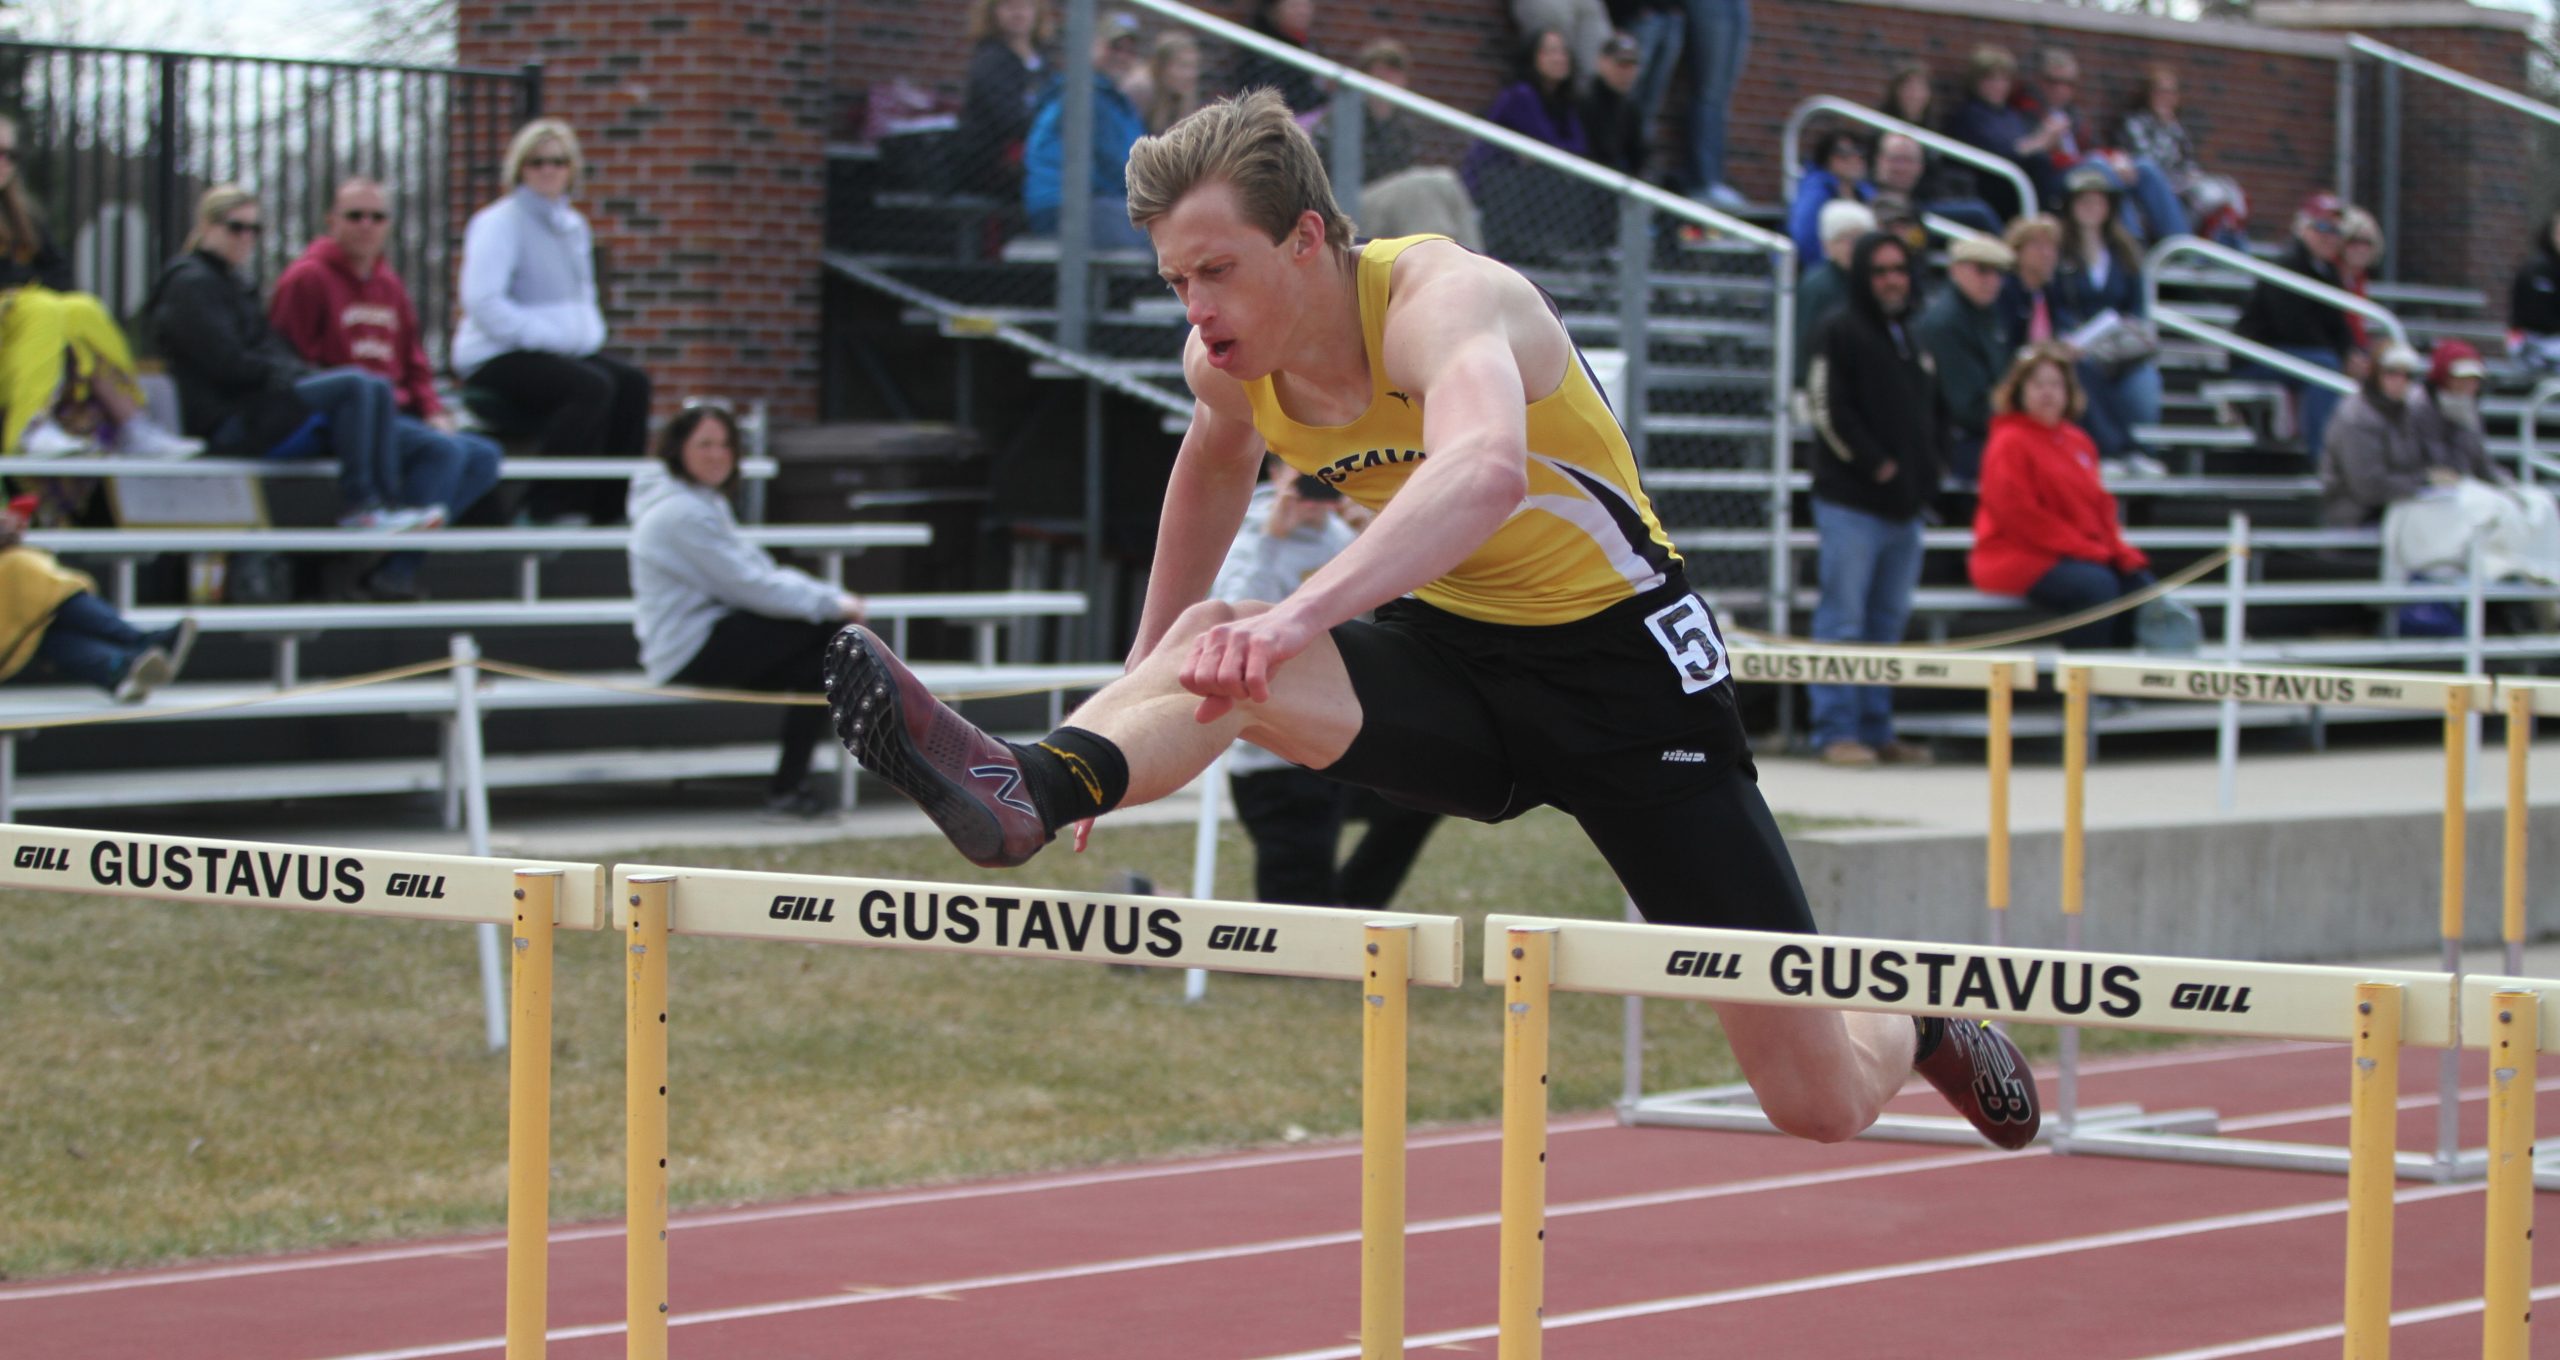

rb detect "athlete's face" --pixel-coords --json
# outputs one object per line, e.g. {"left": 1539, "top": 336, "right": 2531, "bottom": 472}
{"left": 1152, "top": 179, "right": 1323, "bottom": 383}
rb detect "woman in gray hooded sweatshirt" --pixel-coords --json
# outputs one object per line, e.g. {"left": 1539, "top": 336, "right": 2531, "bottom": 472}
{"left": 628, "top": 404, "right": 865, "bottom": 819}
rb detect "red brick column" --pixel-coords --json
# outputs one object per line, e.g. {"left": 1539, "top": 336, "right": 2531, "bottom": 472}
{"left": 457, "top": 1, "right": 827, "bottom": 426}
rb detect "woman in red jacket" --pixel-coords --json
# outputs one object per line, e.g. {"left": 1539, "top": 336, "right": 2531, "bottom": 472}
{"left": 1969, "top": 343, "right": 2153, "bottom": 649}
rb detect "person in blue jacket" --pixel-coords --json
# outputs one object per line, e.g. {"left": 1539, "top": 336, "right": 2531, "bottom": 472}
{"left": 2053, "top": 166, "right": 2164, "bottom": 469}
{"left": 1786, "top": 130, "right": 1875, "bottom": 264}
{"left": 1023, "top": 10, "right": 1151, "bottom": 250}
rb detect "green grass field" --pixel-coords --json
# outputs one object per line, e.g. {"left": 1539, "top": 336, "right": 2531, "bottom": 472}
{"left": 0, "top": 808, "right": 2167, "bottom": 1280}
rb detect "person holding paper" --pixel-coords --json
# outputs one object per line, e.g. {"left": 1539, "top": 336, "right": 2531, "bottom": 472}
{"left": 2054, "top": 166, "right": 2163, "bottom": 475}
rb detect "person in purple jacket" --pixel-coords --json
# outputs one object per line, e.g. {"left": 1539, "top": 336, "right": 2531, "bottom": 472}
{"left": 1464, "top": 31, "right": 1606, "bottom": 262}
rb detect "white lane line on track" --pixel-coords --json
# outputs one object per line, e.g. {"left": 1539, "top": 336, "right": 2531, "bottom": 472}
{"left": 0, "top": 1039, "right": 2290, "bottom": 1304}
{"left": 2125, "top": 1283, "right": 2560, "bottom": 1360}
{"left": 0, "top": 1116, "right": 1624, "bottom": 1303}
{"left": 300, "top": 1145, "right": 2028, "bottom": 1360}
{"left": 1249, "top": 1183, "right": 2486, "bottom": 1360}
{"left": 2215, "top": 1073, "right": 2560, "bottom": 1133}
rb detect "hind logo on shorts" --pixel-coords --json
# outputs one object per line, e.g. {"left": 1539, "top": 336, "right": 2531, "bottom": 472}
{"left": 971, "top": 764, "right": 1038, "bottom": 818}
{"left": 1641, "top": 594, "right": 1729, "bottom": 693}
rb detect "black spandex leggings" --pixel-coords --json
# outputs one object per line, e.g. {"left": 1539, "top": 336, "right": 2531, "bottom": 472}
{"left": 1568, "top": 759, "right": 1820, "bottom": 936}
{"left": 470, "top": 348, "right": 652, "bottom": 521}
{"left": 670, "top": 611, "right": 835, "bottom": 794}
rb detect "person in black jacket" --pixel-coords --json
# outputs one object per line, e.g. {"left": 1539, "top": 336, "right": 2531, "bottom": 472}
{"left": 1231, "top": 0, "right": 1326, "bottom": 114}
{"left": 149, "top": 185, "right": 433, "bottom": 530}
{"left": 1577, "top": 30, "right": 1648, "bottom": 176}
{"left": 0, "top": 114, "right": 198, "bottom": 461}
{"left": 952, "top": 0, "right": 1052, "bottom": 201}
{"left": 2512, "top": 209, "right": 2560, "bottom": 375}
{"left": 2233, "top": 192, "right": 2355, "bottom": 455}
{"left": 1803, "top": 232, "right": 1945, "bottom": 767}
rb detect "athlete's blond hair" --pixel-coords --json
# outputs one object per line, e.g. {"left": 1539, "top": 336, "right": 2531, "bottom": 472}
{"left": 1124, "top": 88, "right": 1354, "bottom": 251}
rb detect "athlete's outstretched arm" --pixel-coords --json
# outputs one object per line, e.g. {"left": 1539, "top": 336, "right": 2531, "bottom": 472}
{"left": 1182, "top": 256, "right": 1551, "bottom": 715}
{"left": 1127, "top": 331, "right": 1269, "bottom": 668}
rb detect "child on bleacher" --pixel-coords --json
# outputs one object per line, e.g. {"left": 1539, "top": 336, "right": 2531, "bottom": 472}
{"left": 0, "top": 496, "right": 194, "bottom": 703}
{"left": 628, "top": 404, "right": 866, "bottom": 821}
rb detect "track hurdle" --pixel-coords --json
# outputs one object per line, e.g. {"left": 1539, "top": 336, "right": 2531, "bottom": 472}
{"left": 2490, "top": 677, "right": 2555, "bottom": 978}
{"left": 2056, "top": 659, "right": 2498, "bottom": 1180}
{"left": 1621, "top": 646, "right": 2089, "bottom": 1144}
{"left": 0, "top": 822, "right": 604, "bottom": 1360}
{"left": 1485, "top": 914, "right": 2556, "bottom": 1360}
{"left": 608, "top": 865, "right": 1465, "bottom": 1360}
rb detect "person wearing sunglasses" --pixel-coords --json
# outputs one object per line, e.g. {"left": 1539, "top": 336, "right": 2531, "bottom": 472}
{"left": 2233, "top": 191, "right": 2357, "bottom": 458}
{"left": 149, "top": 184, "right": 432, "bottom": 532}
{"left": 0, "top": 114, "right": 199, "bottom": 462}
{"left": 269, "top": 178, "right": 504, "bottom": 598}
{"left": 452, "top": 118, "right": 652, "bottom": 525}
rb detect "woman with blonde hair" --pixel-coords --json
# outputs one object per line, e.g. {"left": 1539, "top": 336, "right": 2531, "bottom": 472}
{"left": 150, "top": 185, "right": 434, "bottom": 529}
{"left": 1968, "top": 343, "right": 2154, "bottom": 649}
{"left": 954, "top": 0, "right": 1052, "bottom": 198}
{"left": 1140, "top": 31, "right": 1204, "bottom": 135}
{"left": 452, "top": 118, "right": 651, "bottom": 524}
{"left": 0, "top": 115, "right": 197, "bottom": 460}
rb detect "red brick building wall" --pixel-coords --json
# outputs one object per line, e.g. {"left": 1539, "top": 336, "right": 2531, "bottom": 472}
{"left": 456, "top": 1, "right": 829, "bottom": 425}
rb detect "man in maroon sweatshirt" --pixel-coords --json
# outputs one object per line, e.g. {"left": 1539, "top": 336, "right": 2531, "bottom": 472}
{"left": 270, "top": 179, "right": 502, "bottom": 596}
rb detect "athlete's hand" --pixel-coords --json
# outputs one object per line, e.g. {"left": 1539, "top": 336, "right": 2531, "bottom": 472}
{"left": 1071, "top": 817, "right": 1095, "bottom": 852}
{"left": 1181, "top": 607, "right": 1319, "bottom": 723}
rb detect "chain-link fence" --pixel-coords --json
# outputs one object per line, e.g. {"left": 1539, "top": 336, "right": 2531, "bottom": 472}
{"left": 825, "top": 0, "right": 1799, "bottom": 629}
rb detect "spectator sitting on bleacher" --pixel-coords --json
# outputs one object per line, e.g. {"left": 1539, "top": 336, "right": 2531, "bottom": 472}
{"left": 2318, "top": 343, "right": 2438, "bottom": 526}
{"left": 1916, "top": 234, "right": 2015, "bottom": 482}
{"left": 2510, "top": 209, "right": 2560, "bottom": 374}
{"left": 453, "top": 119, "right": 651, "bottom": 528}
{"left": 270, "top": 178, "right": 503, "bottom": 599}
{"left": 2399, "top": 339, "right": 2560, "bottom": 585}
{"left": 2335, "top": 207, "right": 2385, "bottom": 363}
{"left": 1578, "top": 31, "right": 1648, "bottom": 177}
{"left": 1022, "top": 9, "right": 1150, "bottom": 251}
{"left": 1877, "top": 66, "right": 2001, "bottom": 237}
{"left": 150, "top": 185, "right": 436, "bottom": 531}
{"left": 1968, "top": 343, "right": 2153, "bottom": 650}
{"left": 2119, "top": 66, "right": 2248, "bottom": 247}
{"left": 1466, "top": 30, "right": 1590, "bottom": 180}
{"left": 1314, "top": 41, "right": 1484, "bottom": 250}
{"left": 1465, "top": 30, "right": 1609, "bottom": 262}
{"left": 1139, "top": 31, "right": 1206, "bottom": 135}
{"left": 953, "top": 0, "right": 1054, "bottom": 202}
{"left": 1513, "top": 0, "right": 1611, "bottom": 95}
{"left": 0, "top": 497, "right": 193, "bottom": 703}
{"left": 1946, "top": 45, "right": 2051, "bottom": 225}
{"left": 1871, "top": 131, "right": 2002, "bottom": 240}
{"left": 628, "top": 403, "right": 868, "bottom": 822}
{"left": 1233, "top": 0, "right": 1327, "bottom": 115}
{"left": 1793, "top": 199, "right": 1876, "bottom": 389}
{"left": 2234, "top": 192, "right": 2354, "bottom": 457}
{"left": 1785, "top": 130, "right": 1873, "bottom": 263}
{"left": 2012, "top": 49, "right": 2187, "bottom": 244}
{"left": 2055, "top": 167, "right": 2165, "bottom": 474}
{"left": 0, "top": 116, "right": 198, "bottom": 462}
{"left": 1995, "top": 213, "right": 2065, "bottom": 348}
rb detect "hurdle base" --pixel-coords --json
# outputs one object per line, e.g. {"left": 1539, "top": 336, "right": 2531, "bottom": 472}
{"left": 1622, "top": 1083, "right": 2159, "bottom": 1149}
{"left": 2062, "top": 1126, "right": 2491, "bottom": 1183}
{"left": 2525, "top": 1138, "right": 2560, "bottom": 1192}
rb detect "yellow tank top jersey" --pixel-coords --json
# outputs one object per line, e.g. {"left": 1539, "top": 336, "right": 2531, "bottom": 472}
{"left": 1240, "top": 234, "right": 1682, "bottom": 627}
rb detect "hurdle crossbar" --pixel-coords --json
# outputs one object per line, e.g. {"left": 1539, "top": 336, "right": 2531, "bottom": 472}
{"left": 1484, "top": 915, "right": 2560, "bottom": 1360}
{"left": 1624, "top": 648, "right": 2089, "bottom": 1145}
{"left": 2060, "top": 661, "right": 2500, "bottom": 1182}
{"left": 609, "top": 865, "right": 1464, "bottom": 1360}
{"left": 0, "top": 823, "right": 604, "bottom": 1360}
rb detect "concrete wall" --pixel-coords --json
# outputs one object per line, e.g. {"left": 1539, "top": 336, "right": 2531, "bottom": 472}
{"left": 1792, "top": 805, "right": 2560, "bottom": 963}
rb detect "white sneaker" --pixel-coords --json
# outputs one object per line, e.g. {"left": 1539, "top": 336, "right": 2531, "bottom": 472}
{"left": 1701, "top": 183, "right": 1752, "bottom": 212}
{"left": 111, "top": 647, "right": 173, "bottom": 705}
{"left": 19, "top": 418, "right": 94, "bottom": 459}
{"left": 378, "top": 506, "right": 440, "bottom": 532}
{"left": 2122, "top": 452, "right": 2169, "bottom": 478}
{"left": 113, "top": 418, "right": 204, "bottom": 460}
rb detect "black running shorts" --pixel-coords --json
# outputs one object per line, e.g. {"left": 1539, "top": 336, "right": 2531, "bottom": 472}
{"left": 1319, "top": 575, "right": 1818, "bottom": 935}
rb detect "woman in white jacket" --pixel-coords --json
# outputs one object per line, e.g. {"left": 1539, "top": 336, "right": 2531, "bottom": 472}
{"left": 629, "top": 404, "right": 865, "bottom": 819}
{"left": 454, "top": 119, "right": 652, "bottom": 524}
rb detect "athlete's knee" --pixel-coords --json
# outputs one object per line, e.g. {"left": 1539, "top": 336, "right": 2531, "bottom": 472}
{"left": 1163, "top": 597, "right": 1270, "bottom": 645}
{"left": 1756, "top": 1088, "right": 1874, "bottom": 1145}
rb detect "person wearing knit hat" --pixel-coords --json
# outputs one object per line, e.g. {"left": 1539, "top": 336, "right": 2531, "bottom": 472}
{"left": 1791, "top": 199, "right": 1879, "bottom": 388}
{"left": 2411, "top": 339, "right": 2501, "bottom": 476}
{"left": 1919, "top": 233, "right": 2016, "bottom": 481}
{"left": 2333, "top": 335, "right": 2560, "bottom": 590}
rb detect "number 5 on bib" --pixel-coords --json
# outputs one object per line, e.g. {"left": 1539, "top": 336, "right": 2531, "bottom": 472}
{"left": 1643, "top": 594, "right": 1729, "bottom": 693}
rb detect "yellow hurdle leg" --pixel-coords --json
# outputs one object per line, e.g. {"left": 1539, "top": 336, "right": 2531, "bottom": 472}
{"left": 1362, "top": 923, "right": 1413, "bottom": 1360}
{"left": 626, "top": 878, "right": 673, "bottom": 1360}
{"left": 2343, "top": 982, "right": 2402, "bottom": 1360}
{"left": 2482, "top": 991, "right": 2537, "bottom": 1360}
{"left": 2504, "top": 690, "right": 2530, "bottom": 976}
{"left": 507, "top": 870, "right": 559, "bottom": 1360}
{"left": 1498, "top": 925, "right": 1557, "bottom": 1360}
{"left": 1987, "top": 669, "right": 2013, "bottom": 937}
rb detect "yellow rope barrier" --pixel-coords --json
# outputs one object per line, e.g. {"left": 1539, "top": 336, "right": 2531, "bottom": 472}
{"left": 0, "top": 655, "right": 464, "bottom": 731}
{"left": 1727, "top": 546, "right": 2241, "bottom": 653}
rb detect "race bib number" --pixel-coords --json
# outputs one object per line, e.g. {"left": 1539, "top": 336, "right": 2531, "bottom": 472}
{"left": 1643, "top": 594, "right": 1728, "bottom": 694}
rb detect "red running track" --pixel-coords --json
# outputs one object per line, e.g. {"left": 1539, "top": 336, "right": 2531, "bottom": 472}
{"left": 6, "top": 1040, "right": 2556, "bottom": 1359}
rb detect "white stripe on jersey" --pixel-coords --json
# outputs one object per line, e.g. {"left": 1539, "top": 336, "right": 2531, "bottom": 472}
{"left": 1516, "top": 452, "right": 1667, "bottom": 594}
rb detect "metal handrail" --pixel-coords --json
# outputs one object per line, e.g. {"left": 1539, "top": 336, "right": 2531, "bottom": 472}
{"left": 1778, "top": 96, "right": 2038, "bottom": 237}
{"left": 1114, "top": 0, "right": 1791, "bottom": 256}
{"left": 2144, "top": 234, "right": 2410, "bottom": 353}
{"left": 2519, "top": 378, "right": 2560, "bottom": 487}
{"left": 2152, "top": 310, "right": 2357, "bottom": 396}
{"left": 2347, "top": 34, "right": 2560, "bottom": 130}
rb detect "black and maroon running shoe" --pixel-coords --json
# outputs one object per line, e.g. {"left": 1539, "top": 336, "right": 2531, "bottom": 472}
{"left": 824, "top": 624, "right": 1055, "bottom": 868}
{"left": 1914, "top": 1018, "right": 2042, "bottom": 1151}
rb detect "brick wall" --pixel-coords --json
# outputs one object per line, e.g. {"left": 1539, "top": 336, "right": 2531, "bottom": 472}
{"left": 456, "top": 1, "right": 828, "bottom": 426}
